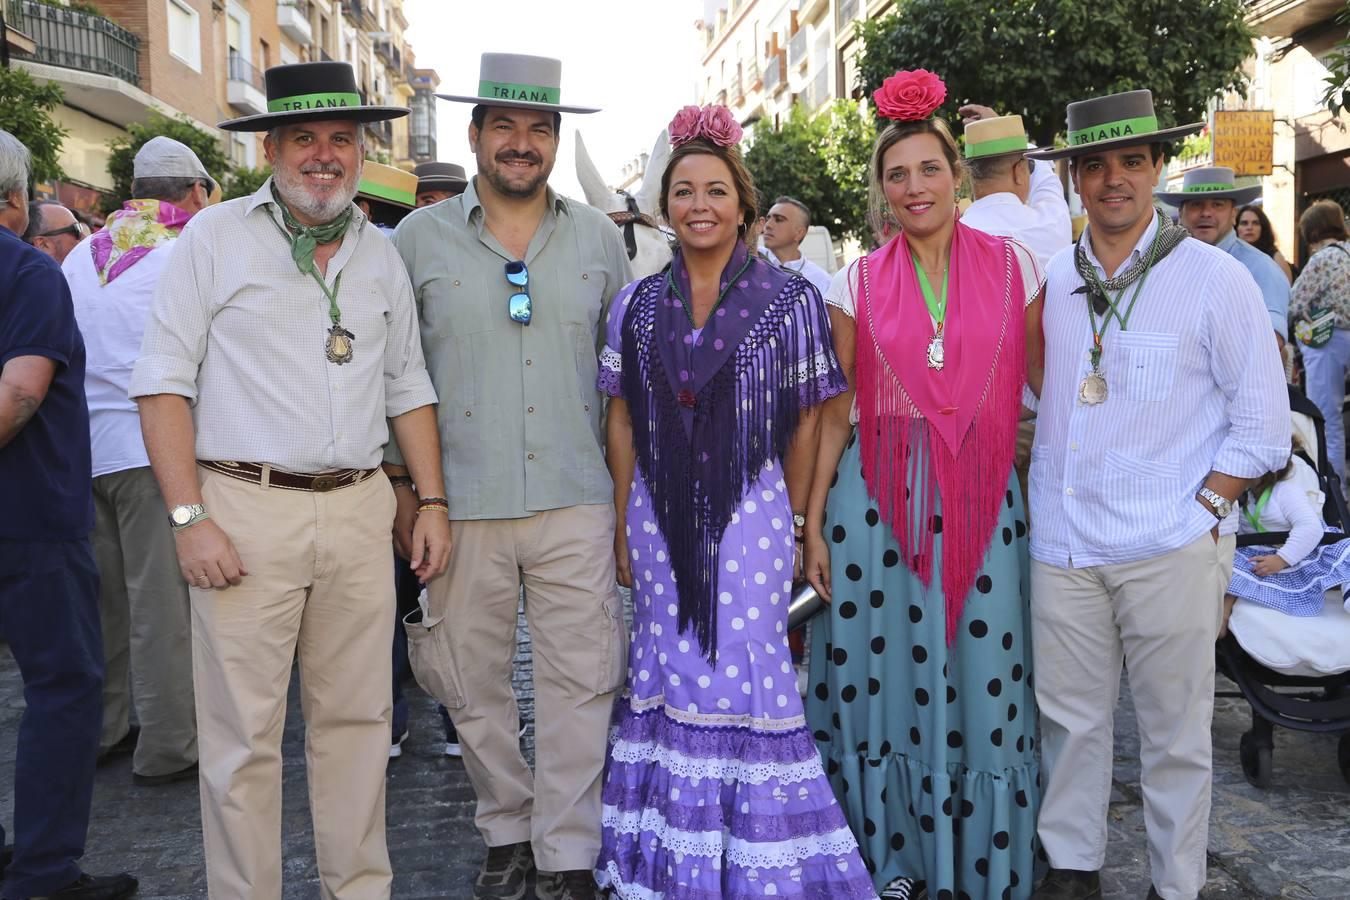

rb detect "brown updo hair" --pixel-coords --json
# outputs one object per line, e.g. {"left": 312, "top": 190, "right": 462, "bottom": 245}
{"left": 1299, "top": 199, "right": 1348, "bottom": 247}
{"left": 867, "top": 117, "right": 964, "bottom": 236}
{"left": 659, "top": 138, "right": 760, "bottom": 238}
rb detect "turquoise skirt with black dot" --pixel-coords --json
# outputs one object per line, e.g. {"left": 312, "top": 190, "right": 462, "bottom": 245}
{"left": 806, "top": 432, "right": 1040, "bottom": 900}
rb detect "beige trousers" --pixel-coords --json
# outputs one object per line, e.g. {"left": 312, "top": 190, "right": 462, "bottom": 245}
{"left": 92, "top": 465, "right": 197, "bottom": 776}
{"left": 1030, "top": 534, "right": 1230, "bottom": 900}
{"left": 424, "top": 503, "right": 626, "bottom": 872}
{"left": 191, "top": 466, "right": 397, "bottom": 900}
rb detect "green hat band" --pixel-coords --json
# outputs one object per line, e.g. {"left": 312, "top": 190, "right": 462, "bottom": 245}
{"left": 268, "top": 91, "right": 363, "bottom": 114}
{"left": 1068, "top": 114, "right": 1159, "bottom": 147}
{"left": 1183, "top": 183, "right": 1237, "bottom": 193}
{"left": 358, "top": 178, "right": 414, "bottom": 207}
{"left": 479, "top": 80, "right": 560, "bottom": 105}
{"left": 966, "top": 134, "right": 1029, "bottom": 158}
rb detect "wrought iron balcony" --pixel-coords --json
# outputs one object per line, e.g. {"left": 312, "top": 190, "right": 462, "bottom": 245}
{"left": 227, "top": 49, "right": 268, "bottom": 115}
{"left": 763, "top": 51, "right": 786, "bottom": 96}
{"left": 277, "top": 1, "right": 312, "bottom": 45}
{"left": 743, "top": 58, "right": 760, "bottom": 89}
{"left": 788, "top": 27, "right": 807, "bottom": 70}
{"left": 12, "top": 0, "right": 139, "bottom": 87}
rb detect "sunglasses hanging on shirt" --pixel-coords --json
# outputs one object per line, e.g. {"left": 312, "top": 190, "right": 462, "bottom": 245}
{"left": 504, "top": 260, "right": 532, "bottom": 325}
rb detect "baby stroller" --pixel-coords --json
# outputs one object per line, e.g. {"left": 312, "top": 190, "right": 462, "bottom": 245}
{"left": 1215, "top": 383, "right": 1350, "bottom": 788}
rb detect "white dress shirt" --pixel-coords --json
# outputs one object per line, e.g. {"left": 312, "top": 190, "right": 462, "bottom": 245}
{"left": 64, "top": 235, "right": 175, "bottom": 478}
{"left": 765, "top": 248, "right": 833, "bottom": 297}
{"left": 960, "top": 156, "right": 1073, "bottom": 273}
{"left": 1030, "top": 216, "right": 1290, "bottom": 568}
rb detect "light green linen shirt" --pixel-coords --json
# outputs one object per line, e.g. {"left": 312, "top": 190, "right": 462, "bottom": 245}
{"left": 389, "top": 176, "right": 634, "bottom": 519}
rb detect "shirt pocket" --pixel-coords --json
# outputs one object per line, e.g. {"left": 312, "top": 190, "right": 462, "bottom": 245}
{"left": 1101, "top": 448, "right": 1183, "bottom": 542}
{"left": 1113, "top": 331, "right": 1180, "bottom": 402}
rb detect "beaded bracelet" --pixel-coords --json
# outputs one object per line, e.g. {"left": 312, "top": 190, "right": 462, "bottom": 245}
{"left": 416, "top": 497, "right": 449, "bottom": 515}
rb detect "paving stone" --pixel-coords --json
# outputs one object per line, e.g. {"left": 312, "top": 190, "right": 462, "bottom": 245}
{"left": 3, "top": 619, "right": 1349, "bottom": 897}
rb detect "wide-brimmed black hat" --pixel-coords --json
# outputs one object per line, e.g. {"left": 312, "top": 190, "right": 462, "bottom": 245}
{"left": 414, "top": 162, "right": 468, "bottom": 193}
{"left": 1026, "top": 89, "right": 1203, "bottom": 161}
{"left": 219, "top": 61, "right": 409, "bottom": 132}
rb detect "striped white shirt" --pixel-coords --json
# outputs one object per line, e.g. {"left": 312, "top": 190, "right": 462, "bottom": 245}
{"left": 1029, "top": 215, "right": 1289, "bottom": 568}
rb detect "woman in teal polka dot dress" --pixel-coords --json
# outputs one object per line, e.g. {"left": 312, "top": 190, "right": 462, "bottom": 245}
{"left": 801, "top": 71, "right": 1044, "bottom": 900}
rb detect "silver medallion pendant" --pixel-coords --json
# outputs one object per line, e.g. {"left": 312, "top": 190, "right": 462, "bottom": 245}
{"left": 926, "top": 334, "right": 945, "bottom": 370}
{"left": 1078, "top": 371, "right": 1108, "bottom": 405}
{"left": 325, "top": 324, "right": 355, "bottom": 365}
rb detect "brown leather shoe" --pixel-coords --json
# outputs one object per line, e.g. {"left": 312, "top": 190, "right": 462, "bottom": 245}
{"left": 1032, "top": 868, "right": 1102, "bottom": 900}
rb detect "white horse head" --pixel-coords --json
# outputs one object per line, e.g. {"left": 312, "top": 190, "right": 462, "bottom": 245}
{"left": 576, "top": 129, "right": 673, "bottom": 279}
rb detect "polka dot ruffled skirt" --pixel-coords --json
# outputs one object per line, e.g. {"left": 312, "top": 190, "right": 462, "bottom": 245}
{"left": 806, "top": 438, "right": 1040, "bottom": 900}
{"left": 595, "top": 462, "right": 878, "bottom": 899}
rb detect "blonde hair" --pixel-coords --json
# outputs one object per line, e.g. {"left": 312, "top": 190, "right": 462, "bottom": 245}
{"left": 866, "top": 118, "right": 964, "bottom": 238}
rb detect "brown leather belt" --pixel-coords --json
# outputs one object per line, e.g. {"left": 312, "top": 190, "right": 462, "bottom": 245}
{"left": 199, "top": 460, "right": 377, "bottom": 493}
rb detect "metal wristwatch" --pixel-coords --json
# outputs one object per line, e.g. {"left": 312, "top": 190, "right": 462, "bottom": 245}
{"left": 168, "top": 503, "right": 209, "bottom": 531}
{"left": 1197, "top": 488, "right": 1233, "bottom": 519}
{"left": 792, "top": 513, "right": 807, "bottom": 530}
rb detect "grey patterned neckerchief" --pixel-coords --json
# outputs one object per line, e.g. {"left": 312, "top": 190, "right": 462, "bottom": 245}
{"left": 1074, "top": 206, "right": 1188, "bottom": 313}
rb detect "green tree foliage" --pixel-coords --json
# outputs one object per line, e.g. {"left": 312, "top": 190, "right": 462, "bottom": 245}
{"left": 105, "top": 112, "right": 232, "bottom": 214}
{"left": 0, "top": 68, "right": 68, "bottom": 183}
{"left": 1321, "top": 2, "right": 1350, "bottom": 115}
{"left": 223, "top": 166, "right": 271, "bottom": 201}
{"left": 857, "top": 0, "right": 1254, "bottom": 146}
{"left": 745, "top": 100, "right": 875, "bottom": 245}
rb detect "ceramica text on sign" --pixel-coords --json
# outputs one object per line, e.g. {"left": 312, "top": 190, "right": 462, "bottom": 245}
{"left": 1213, "top": 110, "right": 1274, "bottom": 177}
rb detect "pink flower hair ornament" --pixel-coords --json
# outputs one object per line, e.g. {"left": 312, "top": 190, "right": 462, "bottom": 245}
{"left": 668, "top": 104, "right": 744, "bottom": 148}
{"left": 872, "top": 69, "right": 947, "bottom": 122}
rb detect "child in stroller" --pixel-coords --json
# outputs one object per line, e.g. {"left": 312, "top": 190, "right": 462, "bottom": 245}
{"left": 1221, "top": 440, "right": 1350, "bottom": 633}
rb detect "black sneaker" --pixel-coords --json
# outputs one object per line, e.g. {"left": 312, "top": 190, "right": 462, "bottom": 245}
{"left": 535, "top": 869, "right": 599, "bottom": 900}
{"left": 473, "top": 841, "right": 533, "bottom": 900}
{"left": 880, "top": 877, "right": 927, "bottom": 900}
{"left": 132, "top": 762, "right": 198, "bottom": 787}
{"left": 444, "top": 721, "right": 461, "bottom": 758}
{"left": 96, "top": 726, "right": 140, "bottom": 765}
{"left": 31, "top": 872, "right": 139, "bottom": 900}
{"left": 1033, "top": 868, "right": 1102, "bottom": 900}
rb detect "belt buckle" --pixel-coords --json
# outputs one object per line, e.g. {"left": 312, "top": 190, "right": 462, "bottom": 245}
{"left": 311, "top": 474, "right": 337, "bottom": 492}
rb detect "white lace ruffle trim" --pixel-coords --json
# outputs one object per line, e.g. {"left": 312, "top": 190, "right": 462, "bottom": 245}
{"left": 602, "top": 805, "right": 862, "bottom": 870}
{"left": 608, "top": 738, "right": 824, "bottom": 785}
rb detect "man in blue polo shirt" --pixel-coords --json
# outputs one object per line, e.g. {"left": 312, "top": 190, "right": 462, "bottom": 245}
{"left": 0, "top": 130, "right": 136, "bottom": 900}
{"left": 1158, "top": 166, "right": 1290, "bottom": 351}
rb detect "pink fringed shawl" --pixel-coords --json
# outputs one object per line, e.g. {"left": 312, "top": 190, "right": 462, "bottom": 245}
{"left": 856, "top": 221, "right": 1026, "bottom": 644}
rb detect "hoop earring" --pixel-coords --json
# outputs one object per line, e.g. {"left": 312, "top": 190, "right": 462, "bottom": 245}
{"left": 738, "top": 222, "right": 747, "bottom": 235}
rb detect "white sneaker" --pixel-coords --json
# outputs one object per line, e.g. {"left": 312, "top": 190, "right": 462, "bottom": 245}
{"left": 389, "top": 730, "right": 409, "bottom": 759}
{"left": 444, "top": 739, "right": 462, "bottom": 758}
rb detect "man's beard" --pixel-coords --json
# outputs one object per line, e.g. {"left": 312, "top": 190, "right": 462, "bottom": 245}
{"left": 481, "top": 149, "right": 551, "bottom": 199}
{"left": 273, "top": 158, "right": 361, "bottom": 223}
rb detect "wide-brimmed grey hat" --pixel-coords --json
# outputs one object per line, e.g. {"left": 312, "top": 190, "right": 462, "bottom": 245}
{"left": 134, "top": 136, "right": 217, "bottom": 195}
{"left": 414, "top": 162, "right": 468, "bottom": 192}
{"left": 1154, "top": 165, "right": 1261, "bottom": 207}
{"left": 437, "top": 52, "right": 600, "bottom": 114}
{"left": 1026, "top": 89, "right": 1203, "bottom": 161}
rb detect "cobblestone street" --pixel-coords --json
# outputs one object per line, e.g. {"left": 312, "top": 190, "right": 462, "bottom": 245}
{"left": 2, "top": 610, "right": 1347, "bottom": 899}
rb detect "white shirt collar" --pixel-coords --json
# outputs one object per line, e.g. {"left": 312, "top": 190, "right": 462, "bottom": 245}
{"left": 1081, "top": 211, "right": 1159, "bottom": 278}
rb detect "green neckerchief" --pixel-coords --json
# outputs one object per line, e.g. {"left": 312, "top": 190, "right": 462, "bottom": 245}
{"left": 911, "top": 249, "right": 949, "bottom": 326}
{"left": 1244, "top": 485, "right": 1274, "bottom": 534}
{"left": 268, "top": 183, "right": 351, "bottom": 327}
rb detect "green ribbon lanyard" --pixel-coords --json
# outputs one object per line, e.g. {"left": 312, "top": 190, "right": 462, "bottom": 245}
{"left": 1083, "top": 238, "right": 1159, "bottom": 371}
{"left": 667, "top": 253, "right": 753, "bottom": 328}
{"left": 267, "top": 187, "right": 349, "bottom": 328}
{"left": 911, "top": 250, "right": 949, "bottom": 330}
{"left": 1244, "top": 486, "right": 1273, "bottom": 533}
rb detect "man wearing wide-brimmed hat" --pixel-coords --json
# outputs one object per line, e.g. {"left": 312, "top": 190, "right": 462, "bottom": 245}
{"left": 130, "top": 61, "right": 451, "bottom": 899}
{"left": 414, "top": 161, "right": 469, "bottom": 207}
{"left": 355, "top": 160, "right": 418, "bottom": 232}
{"left": 389, "top": 52, "right": 631, "bottom": 900}
{"left": 1024, "top": 91, "right": 1288, "bottom": 900}
{"left": 959, "top": 105, "right": 1072, "bottom": 271}
{"left": 1157, "top": 166, "right": 1289, "bottom": 349}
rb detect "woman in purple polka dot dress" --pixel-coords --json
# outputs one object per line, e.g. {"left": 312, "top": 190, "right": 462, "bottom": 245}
{"left": 592, "top": 105, "right": 877, "bottom": 899}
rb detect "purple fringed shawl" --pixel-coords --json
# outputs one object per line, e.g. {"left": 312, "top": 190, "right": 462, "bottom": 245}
{"left": 619, "top": 244, "right": 846, "bottom": 660}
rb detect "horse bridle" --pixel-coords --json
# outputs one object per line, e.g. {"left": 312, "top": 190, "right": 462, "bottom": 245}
{"left": 606, "top": 190, "right": 658, "bottom": 261}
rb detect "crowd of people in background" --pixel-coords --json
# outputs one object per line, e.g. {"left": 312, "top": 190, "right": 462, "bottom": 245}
{"left": 0, "top": 48, "right": 1345, "bottom": 900}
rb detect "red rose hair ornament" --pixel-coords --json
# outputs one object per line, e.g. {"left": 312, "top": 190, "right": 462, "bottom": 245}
{"left": 872, "top": 69, "right": 947, "bottom": 121}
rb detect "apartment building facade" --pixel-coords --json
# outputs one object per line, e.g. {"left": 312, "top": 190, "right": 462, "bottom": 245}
{"left": 5, "top": 0, "right": 437, "bottom": 216}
